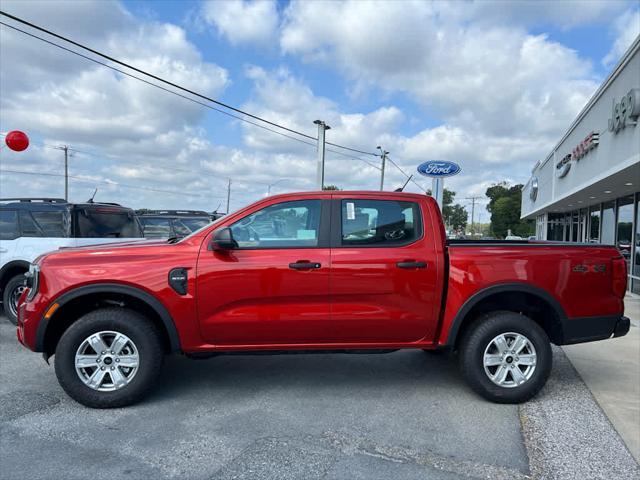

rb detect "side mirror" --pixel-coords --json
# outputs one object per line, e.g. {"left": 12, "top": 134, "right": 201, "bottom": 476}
{"left": 210, "top": 227, "right": 237, "bottom": 251}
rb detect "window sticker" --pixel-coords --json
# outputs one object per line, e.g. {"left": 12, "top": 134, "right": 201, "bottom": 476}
{"left": 346, "top": 202, "right": 355, "bottom": 220}
{"left": 297, "top": 229, "right": 316, "bottom": 239}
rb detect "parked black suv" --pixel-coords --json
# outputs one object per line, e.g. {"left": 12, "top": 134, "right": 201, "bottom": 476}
{"left": 0, "top": 198, "right": 143, "bottom": 323}
{"left": 136, "top": 210, "right": 213, "bottom": 239}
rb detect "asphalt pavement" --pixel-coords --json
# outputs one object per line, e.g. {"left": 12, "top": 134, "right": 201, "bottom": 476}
{"left": 1, "top": 316, "right": 638, "bottom": 480}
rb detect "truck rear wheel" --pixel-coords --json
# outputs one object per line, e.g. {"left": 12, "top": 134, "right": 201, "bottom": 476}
{"left": 54, "top": 308, "right": 164, "bottom": 408}
{"left": 459, "top": 311, "right": 552, "bottom": 403}
{"left": 3, "top": 274, "right": 26, "bottom": 325}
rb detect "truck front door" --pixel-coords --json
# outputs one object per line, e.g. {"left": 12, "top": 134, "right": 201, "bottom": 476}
{"left": 196, "top": 197, "right": 332, "bottom": 346}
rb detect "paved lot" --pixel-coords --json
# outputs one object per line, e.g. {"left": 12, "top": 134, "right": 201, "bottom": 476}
{"left": 1, "top": 316, "right": 638, "bottom": 480}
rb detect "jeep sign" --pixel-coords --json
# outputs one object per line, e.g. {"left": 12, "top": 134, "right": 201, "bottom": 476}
{"left": 608, "top": 88, "right": 640, "bottom": 133}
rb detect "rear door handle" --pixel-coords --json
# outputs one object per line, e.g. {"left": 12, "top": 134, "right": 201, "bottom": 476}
{"left": 396, "top": 261, "right": 427, "bottom": 269}
{"left": 289, "top": 261, "right": 321, "bottom": 270}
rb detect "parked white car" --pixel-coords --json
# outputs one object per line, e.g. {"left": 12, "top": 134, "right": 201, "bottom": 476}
{"left": 0, "top": 198, "right": 144, "bottom": 323}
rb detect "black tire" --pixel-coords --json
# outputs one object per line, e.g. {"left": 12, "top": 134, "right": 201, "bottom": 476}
{"left": 3, "top": 274, "right": 26, "bottom": 325}
{"left": 459, "top": 311, "right": 552, "bottom": 404}
{"left": 54, "top": 308, "right": 164, "bottom": 408}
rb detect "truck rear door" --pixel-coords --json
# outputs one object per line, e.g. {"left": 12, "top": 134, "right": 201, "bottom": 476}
{"left": 329, "top": 195, "right": 442, "bottom": 343}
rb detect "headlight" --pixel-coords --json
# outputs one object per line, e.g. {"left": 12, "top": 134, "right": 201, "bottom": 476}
{"left": 25, "top": 264, "right": 40, "bottom": 301}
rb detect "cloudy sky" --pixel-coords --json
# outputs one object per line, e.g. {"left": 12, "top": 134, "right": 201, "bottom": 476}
{"left": 1, "top": 0, "right": 639, "bottom": 218}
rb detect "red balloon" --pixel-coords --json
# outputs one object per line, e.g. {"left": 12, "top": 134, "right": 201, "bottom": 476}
{"left": 5, "top": 130, "right": 29, "bottom": 152}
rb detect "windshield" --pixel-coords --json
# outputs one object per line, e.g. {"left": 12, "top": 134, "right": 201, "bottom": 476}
{"left": 74, "top": 208, "right": 143, "bottom": 238}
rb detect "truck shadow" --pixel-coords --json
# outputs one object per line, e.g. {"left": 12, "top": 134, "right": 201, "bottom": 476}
{"left": 150, "top": 350, "right": 467, "bottom": 403}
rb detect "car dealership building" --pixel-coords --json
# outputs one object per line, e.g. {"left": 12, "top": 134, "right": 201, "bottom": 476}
{"left": 521, "top": 36, "right": 640, "bottom": 293}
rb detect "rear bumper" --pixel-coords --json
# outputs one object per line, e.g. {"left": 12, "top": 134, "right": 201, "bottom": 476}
{"left": 561, "top": 315, "right": 630, "bottom": 345}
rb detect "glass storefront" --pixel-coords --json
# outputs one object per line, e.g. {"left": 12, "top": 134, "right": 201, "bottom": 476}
{"left": 634, "top": 196, "right": 640, "bottom": 295}
{"left": 589, "top": 205, "right": 600, "bottom": 242}
{"left": 617, "top": 196, "right": 634, "bottom": 273}
{"left": 601, "top": 201, "right": 616, "bottom": 245}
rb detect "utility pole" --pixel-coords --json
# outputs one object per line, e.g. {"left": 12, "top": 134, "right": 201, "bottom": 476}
{"left": 226, "top": 178, "right": 231, "bottom": 214}
{"left": 377, "top": 146, "right": 388, "bottom": 191}
{"left": 464, "top": 196, "right": 481, "bottom": 236}
{"left": 55, "top": 145, "right": 70, "bottom": 201}
{"left": 313, "top": 120, "right": 330, "bottom": 190}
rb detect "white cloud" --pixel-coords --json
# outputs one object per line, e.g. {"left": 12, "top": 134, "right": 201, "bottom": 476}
{"left": 281, "top": 1, "right": 600, "bottom": 138}
{"left": 200, "top": 0, "right": 279, "bottom": 46}
{"left": 603, "top": 8, "right": 640, "bottom": 66}
{"left": 0, "top": 1, "right": 235, "bottom": 210}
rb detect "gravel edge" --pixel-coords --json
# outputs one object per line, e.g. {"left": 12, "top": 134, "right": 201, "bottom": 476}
{"left": 519, "top": 346, "right": 640, "bottom": 480}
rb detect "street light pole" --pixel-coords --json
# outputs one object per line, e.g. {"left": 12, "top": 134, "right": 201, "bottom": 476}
{"left": 55, "top": 145, "right": 70, "bottom": 201}
{"left": 314, "top": 120, "right": 330, "bottom": 190}
{"left": 226, "top": 178, "right": 231, "bottom": 214}
{"left": 266, "top": 178, "right": 288, "bottom": 196}
{"left": 377, "top": 146, "right": 388, "bottom": 191}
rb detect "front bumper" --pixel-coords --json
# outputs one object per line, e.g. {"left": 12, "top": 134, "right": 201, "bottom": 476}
{"left": 562, "top": 315, "right": 631, "bottom": 345}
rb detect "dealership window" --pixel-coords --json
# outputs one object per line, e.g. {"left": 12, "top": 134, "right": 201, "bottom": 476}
{"left": 547, "top": 213, "right": 564, "bottom": 241}
{"left": 601, "top": 201, "right": 615, "bottom": 245}
{"left": 617, "top": 195, "right": 634, "bottom": 273}
{"left": 571, "top": 211, "right": 579, "bottom": 242}
{"left": 588, "top": 205, "right": 600, "bottom": 242}
{"left": 340, "top": 199, "right": 421, "bottom": 246}
{"left": 230, "top": 200, "right": 321, "bottom": 248}
{"left": 633, "top": 194, "right": 640, "bottom": 295}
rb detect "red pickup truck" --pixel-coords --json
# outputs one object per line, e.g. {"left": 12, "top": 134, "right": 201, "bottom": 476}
{"left": 16, "top": 191, "right": 629, "bottom": 408}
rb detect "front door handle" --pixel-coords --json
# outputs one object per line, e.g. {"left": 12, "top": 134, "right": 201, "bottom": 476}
{"left": 396, "top": 260, "right": 427, "bottom": 269}
{"left": 289, "top": 261, "right": 321, "bottom": 270}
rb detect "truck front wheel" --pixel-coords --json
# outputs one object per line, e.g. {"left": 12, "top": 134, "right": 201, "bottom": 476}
{"left": 459, "top": 311, "right": 552, "bottom": 403}
{"left": 54, "top": 308, "right": 164, "bottom": 408}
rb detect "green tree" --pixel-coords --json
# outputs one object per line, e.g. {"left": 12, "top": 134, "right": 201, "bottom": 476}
{"left": 485, "top": 182, "right": 534, "bottom": 238}
{"left": 448, "top": 203, "right": 468, "bottom": 230}
{"left": 322, "top": 185, "right": 340, "bottom": 190}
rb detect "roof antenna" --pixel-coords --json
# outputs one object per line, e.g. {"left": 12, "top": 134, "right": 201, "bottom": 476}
{"left": 213, "top": 202, "right": 221, "bottom": 214}
{"left": 87, "top": 188, "right": 98, "bottom": 203}
{"left": 395, "top": 175, "right": 413, "bottom": 192}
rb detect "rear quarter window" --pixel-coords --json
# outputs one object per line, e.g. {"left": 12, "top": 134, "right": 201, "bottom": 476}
{"left": 0, "top": 210, "right": 19, "bottom": 240}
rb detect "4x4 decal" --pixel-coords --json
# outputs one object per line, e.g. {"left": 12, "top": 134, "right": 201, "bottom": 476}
{"left": 572, "top": 264, "right": 606, "bottom": 273}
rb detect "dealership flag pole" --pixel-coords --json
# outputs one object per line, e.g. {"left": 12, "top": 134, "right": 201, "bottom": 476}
{"left": 314, "top": 120, "right": 330, "bottom": 190}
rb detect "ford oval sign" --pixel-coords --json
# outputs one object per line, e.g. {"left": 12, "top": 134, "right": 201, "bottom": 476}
{"left": 417, "top": 160, "right": 461, "bottom": 178}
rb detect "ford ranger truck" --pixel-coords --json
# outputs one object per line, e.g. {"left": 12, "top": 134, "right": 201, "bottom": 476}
{"left": 15, "top": 191, "right": 630, "bottom": 408}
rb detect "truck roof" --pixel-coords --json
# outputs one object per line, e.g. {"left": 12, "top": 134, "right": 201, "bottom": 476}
{"left": 267, "top": 190, "right": 431, "bottom": 201}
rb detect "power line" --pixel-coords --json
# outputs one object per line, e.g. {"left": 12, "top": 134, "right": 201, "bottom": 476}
{"left": 0, "top": 11, "right": 379, "bottom": 157}
{"left": 385, "top": 156, "right": 427, "bottom": 193}
{"left": 0, "top": 22, "right": 380, "bottom": 173}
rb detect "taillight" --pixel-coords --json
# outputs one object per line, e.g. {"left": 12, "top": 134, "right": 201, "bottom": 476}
{"left": 611, "top": 256, "right": 627, "bottom": 298}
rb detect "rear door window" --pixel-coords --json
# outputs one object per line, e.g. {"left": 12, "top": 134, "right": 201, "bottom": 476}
{"left": 31, "top": 211, "right": 67, "bottom": 237}
{"left": 75, "top": 209, "right": 143, "bottom": 238}
{"left": 340, "top": 199, "right": 422, "bottom": 246}
{"left": 0, "top": 210, "right": 19, "bottom": 240}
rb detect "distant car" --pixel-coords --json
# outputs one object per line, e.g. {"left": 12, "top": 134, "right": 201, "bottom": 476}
{"left": 136, "top": 210, "right": 212, "bottom": 239}
{"left": 505, "top": 235, "right": 523, "bottom": 240}
{"left": 0, "top": 198, "right": 143, "bottom": 323}
{"left": 527, "top": 236, "right": 537, "bottom": 241}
